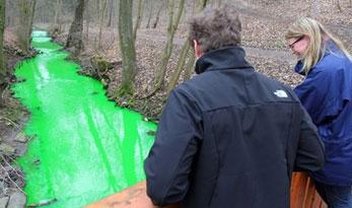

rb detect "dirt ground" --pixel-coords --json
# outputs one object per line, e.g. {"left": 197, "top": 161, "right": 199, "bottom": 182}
{"left": 1, "top": 0, "right": 352, "bottom": 204}
{"left": 0, "top": 28, "right": 31, "bottom": 199}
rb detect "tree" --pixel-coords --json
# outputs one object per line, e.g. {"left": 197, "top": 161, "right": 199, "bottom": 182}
{"left": 117, "top": 0, "right": 136, "bottom": 96}
{"left": 145, "top": 0, "right": 185, "bottom": 97}
{"left": 166, "top": 0, "right": 208, "bottom": 93}
{"left": 106, "top": 0, "right": 115, "bottom": 27}
{"left": 166, "top": 39, "right": 190, "bottom": 93}
{"left": 83, "top": 0, "right": 92, "bottom": 40}
{"left": 133, "top": 0, "right": 144, "bottom": 42}
{"left": 53, "top": 0, "right": 63, "bottom": 32}
{"left": 0, "top": 0, "right": 4, "bottom": 74}
{"left": 5, "top": 0, "right": 15, "bottom": 27}
{"left": 17, "top": 0, "right": 36, "bottom": 54}
{"left": 98, "top": 0, "right": 107, "bottom": 49}
{"left": 145, "top": 0, "right": 153, "bottom": 28}
{"left": 183, "top": 49, "right": 196, "bottom": 80}
{"left": 152, "top": 0, "right": 165, "bottom": 29}
{"left": 65, "top": 0, "right": 85, "bottom": 56}
{"left": 0, "top": 0, "right": 5, "bottom": 106}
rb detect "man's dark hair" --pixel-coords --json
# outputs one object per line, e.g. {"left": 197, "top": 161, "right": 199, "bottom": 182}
{"left": 188, "top": 5, "right": 242, "bottom": 54}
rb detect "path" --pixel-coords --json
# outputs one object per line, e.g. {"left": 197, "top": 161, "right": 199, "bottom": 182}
{"left": 138, "top": 33, "right": 295, "bottom": 64}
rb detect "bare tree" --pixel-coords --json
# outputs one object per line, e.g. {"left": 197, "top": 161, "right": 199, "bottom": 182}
{"left": 0, "top": 0, "right": 4, "bottom": 73}
{"left": 98, "top": 0, "right": 108, "bottom": 48}
{"left": 106, "top": 0, "right": 114, "bottom": 27}
{"left": 166, "top": 40, "right": 190, "bottom": 93}
{"left": 133, "top": 0, "right": 144, "bottom": 41}
{"left": 183, "top": 50, "right": 196, "bottom": 80}
{"left": 84, "top": 1, "right": 91, "bottom": 40}
{"left": 145, "top": 0, "right": 185, "bottom": 97}
{"left": 5, "top": 1, "right": 15, "bottom": 27}
{"left": 182, "top": 0, "right": 208, "bottom": 81}
{"left": 117, "top": 0, "right": 136, "bottom": 96}
{"left": 0, "top": 0, "right": 5, "bottom": 106}
{"left": 65, "top": 0, "right": 85, "bottom": 56}
{"left": 152, "top": 0, "right": 165, "bottom": 29}
{"left": 53, "top": 0, "right": 63, "bottom": 32}
{"left": 145, "top": 0, "right": 153, "bottom": 28}
{"left": 17, "top": 0, "right": 36, "bottom": 54}
{"left": 167, "top": 0, "right": 208, "bottom": 93}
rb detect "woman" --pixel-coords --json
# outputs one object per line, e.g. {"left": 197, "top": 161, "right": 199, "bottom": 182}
{"left": 285, "top": 17, "right": 352, "bottom": 207}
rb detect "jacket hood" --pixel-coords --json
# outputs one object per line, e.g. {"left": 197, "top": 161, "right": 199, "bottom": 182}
{"left": 195, "top": 46, "right": 251, "bottom": 74}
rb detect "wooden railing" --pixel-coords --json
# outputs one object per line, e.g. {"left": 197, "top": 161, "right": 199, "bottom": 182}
{"left": 87, "top": 172, "right": 327, "bottom": 208}
{"left": 291, "top": 172, "right": 327, "bottom": 208}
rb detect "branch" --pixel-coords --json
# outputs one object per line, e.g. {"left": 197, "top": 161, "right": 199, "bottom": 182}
{"left": 0, "top": 160, "right": 25, "bottom": 194}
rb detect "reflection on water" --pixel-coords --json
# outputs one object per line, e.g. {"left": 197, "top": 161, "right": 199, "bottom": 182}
{"left": 12, "top": 31, "right": 157, "bottom": 208}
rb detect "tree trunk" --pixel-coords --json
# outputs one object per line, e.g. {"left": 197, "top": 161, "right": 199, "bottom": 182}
{"left": 85, "top": 18, "right": 90, "bottom": 40}
{"left": 17, "top": 0, "right": 36, "bottom": 54}
{"left": 133, "top": 0, "right": 144, "bottom": 42}
{"left": 54, "top": 0, "right": 62, "bottom": 31}
{"left": 183, "top": 50, "right": 196, "bottom": 80}
{"left": 98, "top": 0, "right": 107, "bottom": 48}
{"left": 146, "top": 0, "right": 185, "bottom": 96}
{"left": 182, "top": 0, "right": 208, "bottom": 81}
{"left": 65, "top": 0, "right": 85, "bottom": 56}
{"left": 117, "top": 0, "right": 137, "bottom": 96}
{"left": 29, "top": 0, "right": 36, "bottom": 30}
{"left": 166, "top": 0, "right": 208, "bottom": 93}
{"left": 166, "top": 41, "right": 190, "bottom": 93}
{"left": 152, "top": 1, "right": 164, "bottom": 29}
{"left": 107, "top": 0, "right": 114, "bottom": 27}
{"left": 145, "top": 0, "right": 153, "bottom": 28}
{"left": 0, "top": 0, "right": 5, "bottom": 106}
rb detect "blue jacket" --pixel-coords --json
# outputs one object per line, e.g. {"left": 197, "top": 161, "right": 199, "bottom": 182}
{"left": 294, "top": 42, "right": 352, "bottom": 186}
{"left": 145, "top": 46, "right": 325, "bottom": 208}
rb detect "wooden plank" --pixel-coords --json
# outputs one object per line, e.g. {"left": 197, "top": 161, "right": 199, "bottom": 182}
{"left": 290, "top": 172, "right": 327, "bottom": 208}
{"left": 291, "top": 172, "right": 308, "bottom": 208}
{"left": 85, "top": 181, "right": 179, "bottom": 208}
{"left": 87, "top": 173, "right": 327, "bottom": 208}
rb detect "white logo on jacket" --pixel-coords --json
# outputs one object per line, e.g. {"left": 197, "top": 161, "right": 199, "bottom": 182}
{"left": 273, "top": 90, "right": 288, "bottom": 98}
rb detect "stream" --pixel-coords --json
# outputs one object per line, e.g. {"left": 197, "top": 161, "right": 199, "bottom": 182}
{"left": 11, "top": 31, "right": 156, "bottom": 207}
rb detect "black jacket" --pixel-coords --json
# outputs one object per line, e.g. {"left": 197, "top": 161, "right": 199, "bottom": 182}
{"left": 144, "top": 46, "right": 325, "bottom": 208}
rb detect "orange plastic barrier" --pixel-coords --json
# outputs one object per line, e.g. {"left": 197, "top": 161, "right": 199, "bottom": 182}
{"left": 87, "top": 173, "right": 327, "bottom": 208}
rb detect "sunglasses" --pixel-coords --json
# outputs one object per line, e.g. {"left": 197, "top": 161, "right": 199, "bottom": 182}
{"left": 289, "top": 36, "right": 304, "bottom": 49}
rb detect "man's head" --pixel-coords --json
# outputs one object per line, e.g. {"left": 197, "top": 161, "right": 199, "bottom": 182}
{"left": 188, "top": 5, "right": 242, "bottom": 57}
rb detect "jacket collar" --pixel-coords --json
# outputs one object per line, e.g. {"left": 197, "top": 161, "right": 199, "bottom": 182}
{"left": 195, "top": 46, "right": 252, "bottom": 74}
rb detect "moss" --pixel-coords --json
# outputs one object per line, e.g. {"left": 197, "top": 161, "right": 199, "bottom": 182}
{"left": 91, "top": 55, "right": 112, "bottom": 73}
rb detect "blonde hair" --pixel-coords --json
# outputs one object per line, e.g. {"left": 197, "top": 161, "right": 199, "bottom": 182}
{"left": 285, "top": 17, "right": 351, "bottom": 75}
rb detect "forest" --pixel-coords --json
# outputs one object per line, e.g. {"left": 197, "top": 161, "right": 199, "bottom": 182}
{"left": 0, "top": 0, "right": 351, "bottom": 207}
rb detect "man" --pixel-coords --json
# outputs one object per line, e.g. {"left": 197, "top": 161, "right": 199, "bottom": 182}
{"left": 144, "top": 6, "right": 325, "bottom": 208}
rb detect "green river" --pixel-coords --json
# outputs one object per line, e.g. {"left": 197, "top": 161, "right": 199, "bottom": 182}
{"left": 11, "top": 31, "right": 157, "bottom": 207}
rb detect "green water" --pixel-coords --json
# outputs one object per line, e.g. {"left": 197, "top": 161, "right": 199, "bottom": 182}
{"left": 12, "top": 31, "right": 157, "bottom": 207}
